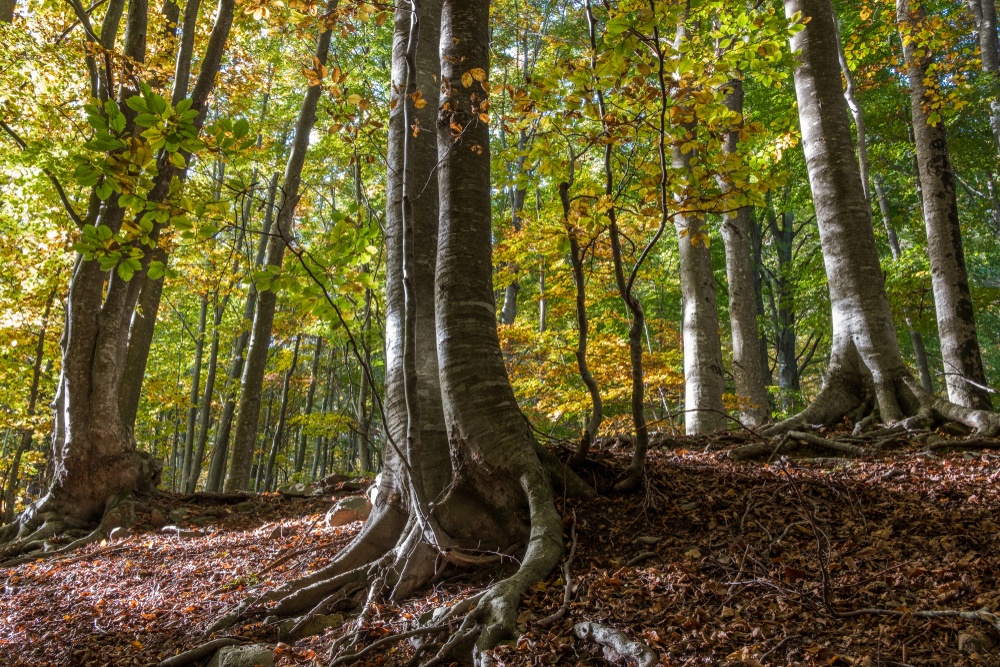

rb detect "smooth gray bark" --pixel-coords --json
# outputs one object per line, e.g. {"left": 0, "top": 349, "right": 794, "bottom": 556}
{"left": 775, "top": 0, "right": 913, "bottom": 430}
{"left": 898, "top": 0, "right": 992, "bottom": 410}
{"left": 384, "top": 0, "right": 448, "bottom": 498}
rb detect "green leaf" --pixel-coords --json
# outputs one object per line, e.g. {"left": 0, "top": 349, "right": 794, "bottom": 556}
{"left": 134, "top": 113, "right": 160, "bottom": 128}
{"left": 126, "top": 95, "right": 148, "bottom": 113}
{"left": 117, "top": 262, "right": 134, "bottom": 282}
{"left": 147, "top": 260, "right": 165, "bottom": 280}
{"left": 168, "top": 151, "right": 186, "bottom": 169}
{"left": 233, "top": 118, "right": 250, "bottom": 140}
{"left": 96, "top": 181, "right": 113, "bottom": 200}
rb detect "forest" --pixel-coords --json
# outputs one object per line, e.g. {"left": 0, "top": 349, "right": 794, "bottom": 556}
{"left": 3, "top": 0, "right": 1000, "bottom": 664}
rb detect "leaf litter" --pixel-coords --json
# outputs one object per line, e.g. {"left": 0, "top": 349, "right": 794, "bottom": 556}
{"left": 2, "top": 436, "right": 1000, "bottom": 666}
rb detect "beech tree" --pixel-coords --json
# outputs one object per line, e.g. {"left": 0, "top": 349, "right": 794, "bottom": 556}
{"left": 224, "top": 2, "right": 337, "bottom": 492}
{"left": 210, "top": 2, "right": 589, "bottom": 661}
{"left": 0, "top": 0, "right": 236, "bottom": 555}
{"left": 770, "top": 0, "right": 1000, "bottom": 436}
{"left": 897, "top": 0, "right": 992, "bottom": 411}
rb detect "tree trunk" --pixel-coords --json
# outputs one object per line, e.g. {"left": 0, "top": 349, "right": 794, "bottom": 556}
{"left": 719, "top": 78, "right": 770, "bottom": 428}
{"left": 3, "top": 294, "right": 52, "bottom": 523}
{"left": 966, "top": 0, "right": 1000, "bottom": 154}
{"left": 186, "top": 296, "right": 224, "bottom": 492}
{"left": 250, "top": 3, "right": 583, "bottom": 660}
{"left": 0, "top": 0, "right": 15, "bottom": 22}
{"left": 118, "top": 247, "right": 166, "bottom": 430}
{"left": 766, "top": 211, "right": 800, "bottom": 411}
{"left": 294, "top": 336, "right": 321, "bottom": 473}
{"left": 264, "top": 335, "right": 300, "bottom": 492}
{"left": 560, "top": 182, "right": 603, "bottom": 462}
{"left": 205, "top": 173, "right": 278, "bottom": 492}
{"left": 771, "top": 0, "right": 1000, "bottom": 440}
{"left": 383, "top": 0, "right": 448, "bottom": 497}
{"left": 898, "top": 0, "right": 992, "bottom": 410}
{"left": 180, "top": 295, "right": 208, "bottom": 489}
{"left": 873, "top": 177, "right": 936, "bottom": 392}
{"left": 672, "top": 19, "right": 725, "bottom": 436}
{"left": 224, "top": 5, "right": 336, "bottom": 492}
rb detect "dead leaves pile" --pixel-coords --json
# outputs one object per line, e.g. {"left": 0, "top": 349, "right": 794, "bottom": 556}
{"left": 3, "top": 438, "right": 1000, "bottom": 666}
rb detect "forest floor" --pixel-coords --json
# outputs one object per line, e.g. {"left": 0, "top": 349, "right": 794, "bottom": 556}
{"left": 2, "top": 434, "right": 1000, "bottom": 666}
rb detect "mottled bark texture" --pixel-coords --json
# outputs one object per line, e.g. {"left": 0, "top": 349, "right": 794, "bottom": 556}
{"left": 224, "top": 6, "right": 335, "bottom": 491}
{"left": 898, "top": 0, "right": 992, "bottom": 410}
{"left": 718, "top": 77, "right": 770, "bottom": 428}
{"left": 772, "top": 0, "right": 1000, "bottom": 438}
{"left": 235, "top": 3, "right": 580, "bottom": 662}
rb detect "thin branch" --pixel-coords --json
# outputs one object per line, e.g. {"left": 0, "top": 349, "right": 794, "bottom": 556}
{"left": 0, "top": 120, "right": 85, "bottom": 228}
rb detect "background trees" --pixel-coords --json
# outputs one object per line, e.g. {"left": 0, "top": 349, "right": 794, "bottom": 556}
{"left": 1, "top": 0, "right": 999, "bottom": 547}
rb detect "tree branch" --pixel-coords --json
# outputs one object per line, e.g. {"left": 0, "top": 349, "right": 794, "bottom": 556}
{"left": 0, "top": 120, "right": 85, "bottom": 228}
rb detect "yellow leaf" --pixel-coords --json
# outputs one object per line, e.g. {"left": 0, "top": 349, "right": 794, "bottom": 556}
{"left": 413, "top": 98, "right": 427, "bottom": 109}
{"left": 470, "top": 67, "right": 487, "bottom": 82}
{"left": 347, "top": 93, "right": 363, "bottom": 105}
{"left": 478, "top": 113, "right": 489, "bottom": 123}
{"left": 461, "top": 72, "right": 473, "bottom": 88}
{"left": 131, "top": 641, "right": 143, "bottom": 650}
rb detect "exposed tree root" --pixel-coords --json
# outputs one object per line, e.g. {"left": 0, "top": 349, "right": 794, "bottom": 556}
{"left": 573, "top": 621, "right": 657, "bottom": 667}
{"left": 0, "top": 491, "right": 139, "bottom": 567}
{"left": 204, "top": 461, "right": 570, "bottom": 666}
{"left": 729, "top": 431, "right": 875, "bottom": 462}
{"left": 537, "top": 511, "right": 577, "bottom": 628}
{"left": 158, "top": 638, "right": 245, "bottom": 667}
{"left": 761, "top": 344, "right": 1000, "bottom": 448}
{"left": 923, "top": 437, "right": 1000, "bottom": 454}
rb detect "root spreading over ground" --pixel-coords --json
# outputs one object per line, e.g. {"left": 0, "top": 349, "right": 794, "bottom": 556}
{"left": 3, "top": 436, "right": 1000, "bottom": 666}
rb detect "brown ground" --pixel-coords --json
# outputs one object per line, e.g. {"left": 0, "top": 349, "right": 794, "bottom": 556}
{"left": 2, "top": 436, "right": 1000, "bottom": 666}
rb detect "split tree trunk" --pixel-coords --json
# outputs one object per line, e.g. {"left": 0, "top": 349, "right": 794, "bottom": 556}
{"left": 898, "top": 0, "right": 992, "bottom": 410}
{"left": 252, "top": 3, "right": 577, "bottom": 660}
{"left": 773, "top": 0, "right": 1000, "bottom": 439}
